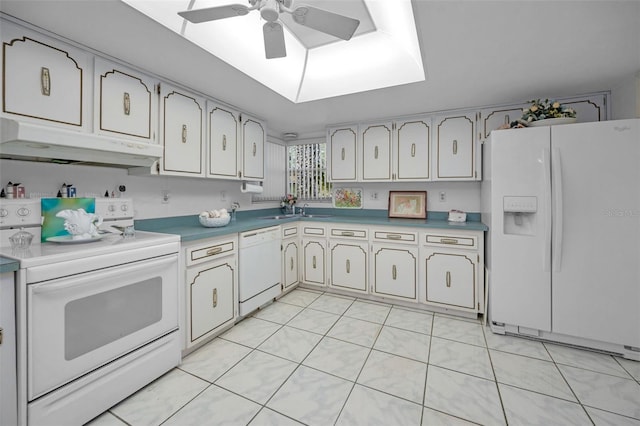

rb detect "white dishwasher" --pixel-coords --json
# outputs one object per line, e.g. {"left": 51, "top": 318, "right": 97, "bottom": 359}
{"left": 239, "top": 226, "right": 282, "bottom": 316}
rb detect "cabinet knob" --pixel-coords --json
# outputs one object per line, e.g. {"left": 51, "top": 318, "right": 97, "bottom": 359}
{"left": 182, "top": 124, "right": 187, "bottom": 144}
{"left": 392, "top": 265, "right": 397, "bottom": 280}
{"left": 452, "top": 139, "right": 458, "bottom": 155}
{"left": 446, "top": 271, "right": 451, "bottom": 287}
{"left": 411, "top": 143, "right": 416, "bottom": 157}
{"left": 212, "top": 288, "right": 218, "bottom": 307}
{"left": 346, "top": 259, "right": 350, "bottom": 274}
{"left": 222, "top": 134, "right": 227, "bottom": 151}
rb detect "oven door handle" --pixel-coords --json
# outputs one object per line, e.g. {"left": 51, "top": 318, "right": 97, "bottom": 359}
{"left": 30, "top": 255, "right": 176, "bottom": 294}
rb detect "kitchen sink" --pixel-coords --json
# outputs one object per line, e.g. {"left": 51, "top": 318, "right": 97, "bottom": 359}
{"left": 259, "top": 214, "right": 334, "bottom": 220}
{"left": 259, "top": 215, "right": 297, "bottom": 220}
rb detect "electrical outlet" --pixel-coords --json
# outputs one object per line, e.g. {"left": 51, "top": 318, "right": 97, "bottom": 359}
{"left": 161, "top": 190, "right": 170, "bottom": 204}
{"left": 220, "top": 190, "right": 227, "bottom": 202}
{"left": 370, "top": 191, "right": 378, "bottom": 200}
{"left": 439, "top": 191, "right": 446, "bottom": 202}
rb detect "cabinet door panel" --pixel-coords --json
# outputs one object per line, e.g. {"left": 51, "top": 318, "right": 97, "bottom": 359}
{"left": 330, "top": 242, "right": 367, "bottom": 293}
{"left": 373, "top": 246, "right": 417, "bottom": 301}
{"left": 96, "top": 59, "right": 155, "bottom": 140}
{"left": 283, "top": 240, "right": 299, "bottom": 289}
{"left": 396, "top": 119, "right": 430, "bottom": 180}
{"left": 187, "top": 261, "right": 235, "bottom": 343}
{"left": 562, "top": 96, "right": 607, "bottom": 123}
{"left": 2, "top": 27, "right": 86, "bottom": 127}
{"left": 303, "top": 240, "right": 326, "bottom": 286}
{"left": 242, "top": 116, "right": 265, "bottom": 180}
{"left": 425, "top": 250, "right": 475, "bottom": 309}
{"left": 161, "top": 87, "right": 204, "bottom": 175}
{"left": 361, "top": 122, "right": 392, "bottom": 181}
{"left": 481, "top": 105, "right": 527, "bottom": 141}
{"left": 434, "top": 115, "right": 475, "bottom": 179}
{"left": 328, "top": 126, "right": 357, "bottom": 181}
{"left": 208, "top": 105, "right": 239, "bottom": 178}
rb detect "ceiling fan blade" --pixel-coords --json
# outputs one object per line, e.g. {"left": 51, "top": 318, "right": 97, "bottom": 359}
{"left": 291, "top": 5, "right": 360, "bottom": 40}
{"left": 263, "top": 22, "right": 286, "bottom": 59}
{"left": 178, "top": 4, "right": 250, "bottom": 24}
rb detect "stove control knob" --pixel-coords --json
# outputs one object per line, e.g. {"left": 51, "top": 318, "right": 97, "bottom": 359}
{"left": 121, "top": 204, "right": 128, "bottom": 212}
{"left": 0, "top": 208, "right": 7, "bottom": 218}
{"left": 108, "top": 204, "right": 116, "bottom": 212}
{"left": 17, "top": 207, "right": 30, "bottom": 216}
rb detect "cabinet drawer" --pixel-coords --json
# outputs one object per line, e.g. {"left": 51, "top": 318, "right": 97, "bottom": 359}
{"left": 424, "top": 233, "right": 477, "bottom": 250}
{"left": 187, "top": 239, "right": 236, "bottom": 266}
{"left": 373, "top": 230, "right": 417, "bottom": 244}
{"left": 282, "top": 225, "right": 298, "bottom": 238}
{"left": 330, "top": 227, "right": 367, "bottom": 239}
{"left": 302, "top": 226, "right": 325, "bottom": 237}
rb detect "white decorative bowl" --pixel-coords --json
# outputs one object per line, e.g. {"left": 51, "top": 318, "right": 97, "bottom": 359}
{"left": 527, "top": 117, "right": 577, "bottom": 127}
{"left": 199, "top": 215, "right": 231, "bottom": 228}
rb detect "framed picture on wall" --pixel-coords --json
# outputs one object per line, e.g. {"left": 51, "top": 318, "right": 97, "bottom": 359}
{"left": 388, "top": 191, "right": 427, "bottom": 219}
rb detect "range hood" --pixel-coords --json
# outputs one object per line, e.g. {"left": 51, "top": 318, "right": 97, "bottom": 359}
{"left": 0, "top": 118, "right": 163, "bottom": 168}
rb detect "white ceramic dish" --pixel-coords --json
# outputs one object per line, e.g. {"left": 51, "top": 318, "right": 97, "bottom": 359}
{"left": 46, "top": 235, "right": 104, "bottom": 244}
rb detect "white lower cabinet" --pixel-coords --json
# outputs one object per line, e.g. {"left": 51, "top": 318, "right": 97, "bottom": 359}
{"left": 372, "top": 245, "right": 418, "bottom": 302}
{"left": 329, "top": 241, "right": 368, "bottom": 293}
{"left": 328, "top": 226, "right": 368, "bottom": 294}
{"left": 420, "top": 230, "right": 484, "bottom": 314}
{"left": 300, "top": 225, "right": 327, "bottom": 288}
{"left": 183, "top": 236, "right": 238, "bottom": 351}
{"left": 281, "top": 225, "right": 299, "bottom": 292}
{"left": 423, "top": 250, "right": 477, "bottom": 309}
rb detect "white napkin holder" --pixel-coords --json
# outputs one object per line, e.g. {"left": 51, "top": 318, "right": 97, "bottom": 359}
{"left": 448, "top": 210, "right": 467, "bottom": 222}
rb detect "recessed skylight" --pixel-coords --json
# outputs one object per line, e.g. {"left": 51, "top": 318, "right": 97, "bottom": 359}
{"left": 122, "top": 0, "right": 425, "bottom": 103}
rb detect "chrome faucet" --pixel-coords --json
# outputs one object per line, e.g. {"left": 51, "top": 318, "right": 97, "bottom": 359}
{"left": 302, "top": 203, "right": 309, "bottom": 216}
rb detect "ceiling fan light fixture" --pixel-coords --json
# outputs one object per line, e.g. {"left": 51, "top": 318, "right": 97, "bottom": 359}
{"left": 260, "top": 0, "right": 280, "bottom": 22}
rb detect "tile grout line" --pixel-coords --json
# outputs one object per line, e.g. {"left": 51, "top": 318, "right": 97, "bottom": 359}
{"left": 331, "top": 295, "right": 391, "bottom": 425}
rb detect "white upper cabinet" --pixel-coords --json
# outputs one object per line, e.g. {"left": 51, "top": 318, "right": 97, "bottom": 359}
{"left": 159, "top": 84, "right": 205, "bottom": 177}
{"left": 433, "top": 113, "right": 479, "bottom": 180}
{"left": 1, "top": 20, "right": 90, "bottom": 130}
{"left": 479, "top": 93, "right": 608, "bottom": 142}
{"left": 328, "top": 125, "right": 358, "bottom": 182}
{"left": 240, "top": 114, "right": 265, "bottom": 180}
{"left": 206, "top": 104, "right": 264, "bottom": 181}
{"left": 560, "top": 93, "right": 608, "bottom": 123}
{"left": 207, "top": 102, "right": 240, "bottom": 179}
{"left": 395, "top": 116, "right": 431, "bottom": 181}
{"left": 360, "top": 122, "right": 392, "bottom": 181}
{"left": 94, "top": 58, "right": 158, "bottom": 142}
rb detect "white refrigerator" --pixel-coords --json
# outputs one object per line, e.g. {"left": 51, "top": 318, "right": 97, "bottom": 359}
{"left": 481, "top": 119, "right": 640, "bottom": 360}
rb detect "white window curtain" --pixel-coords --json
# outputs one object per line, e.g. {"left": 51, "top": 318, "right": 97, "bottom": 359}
{"left": 252, "top": 139, "right": 286, "bottom": 202}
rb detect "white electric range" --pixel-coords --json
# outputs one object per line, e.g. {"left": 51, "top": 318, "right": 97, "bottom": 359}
{"left": 0, "top": 198, "right": 182, "bottom": 426}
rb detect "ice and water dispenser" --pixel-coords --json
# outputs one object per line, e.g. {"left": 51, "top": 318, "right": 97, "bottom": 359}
{"left": 503, "top": 196, "right": 538, "bottom": 235}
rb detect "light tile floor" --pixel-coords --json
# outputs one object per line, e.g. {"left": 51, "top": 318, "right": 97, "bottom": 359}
{"left": 88, "top": 288, "right": 640, "bottom": 426}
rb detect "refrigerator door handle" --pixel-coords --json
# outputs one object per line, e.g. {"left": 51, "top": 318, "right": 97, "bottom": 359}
{"left": 552, "top": 147, "right": 564, "bottom": 271}
{"left": 543, "top": 147, "right": 552, "bottom": 272}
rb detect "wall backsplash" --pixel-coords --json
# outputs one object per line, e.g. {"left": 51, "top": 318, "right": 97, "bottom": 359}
{"left": 0, "top": 159, "right": 481, "bottom": 219}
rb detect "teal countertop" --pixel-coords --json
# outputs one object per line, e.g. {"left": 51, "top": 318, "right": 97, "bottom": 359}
{"left": 0, "top": 256, "right": 19, "bottom": 273}
{"left": 136, "top": 209, "right": 488, "bottom": 242}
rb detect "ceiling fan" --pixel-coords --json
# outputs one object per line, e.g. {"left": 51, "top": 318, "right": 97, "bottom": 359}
{"left": 178, "top": 0, "right": 360, "bottom": 59}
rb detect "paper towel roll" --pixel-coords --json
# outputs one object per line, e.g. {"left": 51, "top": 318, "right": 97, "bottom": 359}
{"left": 241, "top": 182, "right": 264, "bottom": 194}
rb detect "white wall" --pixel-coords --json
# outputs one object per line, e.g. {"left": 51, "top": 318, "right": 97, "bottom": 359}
{"left": 0, "top": 159, "right": 274, "bottom": 219}
{"left": 611, "top": 70, "right": 640, "bottom": 119}
{"left": 0, "top": 159, "right": 481, "bottom": 219}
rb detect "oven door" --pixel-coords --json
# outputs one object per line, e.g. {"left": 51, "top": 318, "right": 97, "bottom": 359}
{"left": 27, "top": 253, "right": 179, "bottom": 400}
